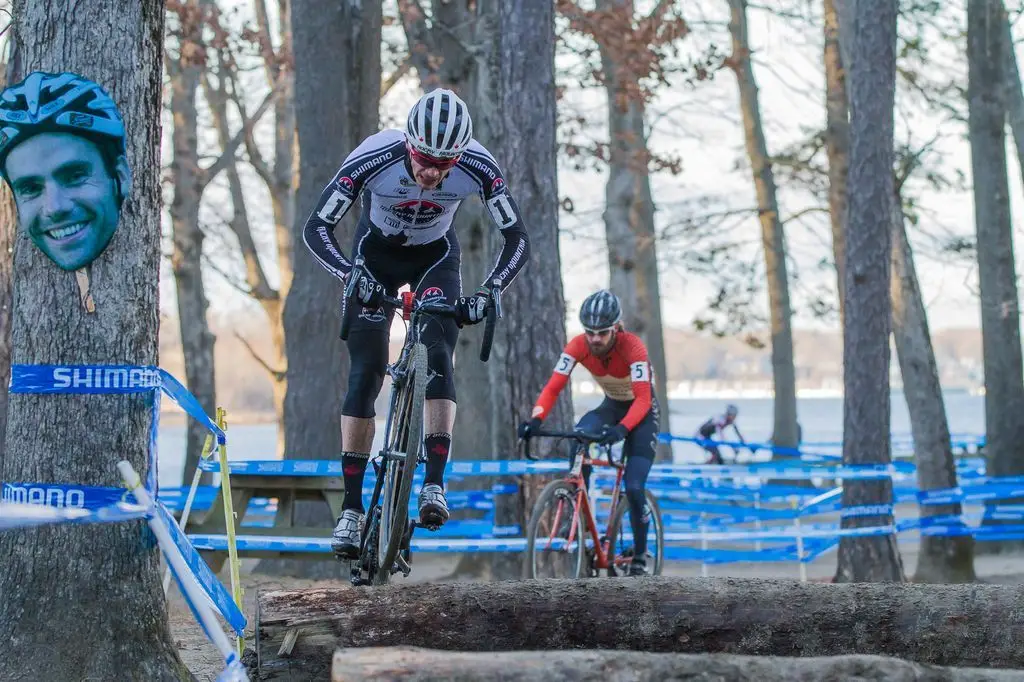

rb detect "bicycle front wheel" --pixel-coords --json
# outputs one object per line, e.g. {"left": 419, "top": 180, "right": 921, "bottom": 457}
{"left": 525, "top": 479, "right": 586, "bottom": 580}
{"left": 606, "top": 490, "right": 664, "bottom": 577}
{"left": 375, "top": 342, "right": 428, "bottom": 584}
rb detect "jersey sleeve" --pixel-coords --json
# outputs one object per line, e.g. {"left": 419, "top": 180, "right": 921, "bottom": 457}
{"left": 618, "top": 334, "right": 654, "bottom": 431}
{"left": 457, "top": 143, "right": 530, "bottom": 292}
{"left": 301, "top": 131, "right": 405, "bottom": 280}
{"left": 532, "top": 336, "right": 586, "bottom": 420}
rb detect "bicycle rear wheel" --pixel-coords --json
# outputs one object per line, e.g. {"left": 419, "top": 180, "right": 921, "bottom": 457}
{"left": 606, "top": 490, "right": 664, "bottom": 576}
{"left": 374, "top": 342, "right": 427, "bottom": 585}
{"left": 525, "top": 479, "right": 586, "bottom": 579}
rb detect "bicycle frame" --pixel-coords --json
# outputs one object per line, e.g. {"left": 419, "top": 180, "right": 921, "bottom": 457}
{"left": 344, "top": 263, "right": 502, "bottom": 586}
{"left": 534, "top": 438, "right": 630, "bottom": 572}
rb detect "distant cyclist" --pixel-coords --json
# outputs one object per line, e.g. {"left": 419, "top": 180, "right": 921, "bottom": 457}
{"left": 696, "top": 404, "right": 746, "bottom": 464}
{"left": 301, "top": 88, "right": 531, "bottom": 559}
{"left": 519, "top": 290, "right": 658, "bottom": 576}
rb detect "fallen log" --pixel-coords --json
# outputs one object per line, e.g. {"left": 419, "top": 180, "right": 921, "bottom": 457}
{"left": 250, "top": 577, "right": 1024, "bottom": 678}
{"left": 328, "top": 647, "right": 1024, "bottom": 682}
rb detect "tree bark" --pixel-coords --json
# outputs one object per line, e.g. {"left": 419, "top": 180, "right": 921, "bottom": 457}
{"left": 726, "top": 0, "right": 799, "bottom": 455}
{"left": 823, "top": 0, "right": 848, "bottom": 323}
{"left": 1002, "top": 7, "right": 1024, "bottom": 195}
{"left": 404, "top": 1, "right": 573, "bottom": 579}
{"left": 0, "top": 1, "right": 187, "bottom": 679}
{"left": 251, "top": 579, "right": 1024, "bottom": 678}
{"left": 834, "top": 0, "right": 904, "bottom": 582}
{"left": 271, "top": 0, "right": 381, "bottom": 577}
{"left": 0, "top": 62, "right": 14, "bottom": 463}
{"left": 969, "top": 0, "right": 1024, "bottom": 551}
{"left": 890, "top": 198, "right": 975, "bottom": 583}
{"left": 168, "top": 0, "right": 215, "bottom": 487}
{"left": 325, "top": 647, "right": 1024, "bottom": 682}
{"left": 594, "top": 0, "right": 672, "bottom": 461}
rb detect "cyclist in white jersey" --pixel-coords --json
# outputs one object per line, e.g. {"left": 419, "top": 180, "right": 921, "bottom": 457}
{"left": 301, "top": 88, "right": 531, "bottom": 559}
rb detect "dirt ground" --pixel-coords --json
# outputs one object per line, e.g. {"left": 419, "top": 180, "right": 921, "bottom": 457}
{"left": 168, "top": 546, "right": 1024, "bottom": 681}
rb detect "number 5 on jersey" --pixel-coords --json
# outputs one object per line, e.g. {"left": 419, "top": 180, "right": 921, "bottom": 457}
{"left": 630, "top": 361, "right": 650, "bottom": 381}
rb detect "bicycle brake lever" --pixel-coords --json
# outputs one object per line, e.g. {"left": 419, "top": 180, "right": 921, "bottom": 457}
{"left": 490, "top": 279, "right": 503, "bottom": 319}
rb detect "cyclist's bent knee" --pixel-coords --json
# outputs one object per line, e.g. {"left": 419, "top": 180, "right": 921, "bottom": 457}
{"left": 421, "top": 316, "right": 458, "bottom": 402}
{"left": 342, "top": 329, "right": 388, "bottom": 418}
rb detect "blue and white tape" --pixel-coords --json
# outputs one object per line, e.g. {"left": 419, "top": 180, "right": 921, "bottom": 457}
{"left": 155, "top": 502, "right": 246, "bottom": 636}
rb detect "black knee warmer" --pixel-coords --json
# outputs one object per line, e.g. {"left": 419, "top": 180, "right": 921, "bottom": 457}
{"left": 342, "top": 329, "right": 388, "bottom": 418}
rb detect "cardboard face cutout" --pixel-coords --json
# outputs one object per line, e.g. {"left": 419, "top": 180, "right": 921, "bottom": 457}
{"left": 0, "top": 72, "right": 131, "bottom": 271}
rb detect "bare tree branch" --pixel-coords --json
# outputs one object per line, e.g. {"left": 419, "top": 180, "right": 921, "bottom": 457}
{"left": 252, "top": 0, "right": 280, "bottom": 84}
{"left": 202, "top": 47, "right": 278, "bottom": 303}
{"left": 235, "top": 331, "right": 286, "bottom": 380}
{"left": 225, "top": 63, "right": 276, "bottom": 188}
{"left": 381, "top": 54, "right": 412, "bottom": 97}
{"left": 198, "top": 69, "right": 285, "bottom": 191}
{"left": 399, "top": 0, "right": 438, "bottom": 86}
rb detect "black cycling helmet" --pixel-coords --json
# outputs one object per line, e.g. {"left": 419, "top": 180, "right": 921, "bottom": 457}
{"left": 579, "top": 289, "right": 622, "bottom": 331}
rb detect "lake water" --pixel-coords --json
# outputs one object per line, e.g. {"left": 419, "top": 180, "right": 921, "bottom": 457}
{"left": 155, "top": 392, "right": 987, "bottom": 488}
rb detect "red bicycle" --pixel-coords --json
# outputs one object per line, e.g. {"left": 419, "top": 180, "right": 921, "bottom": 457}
{"left": 521, "top": 428, "right": 664, "bottom": 579}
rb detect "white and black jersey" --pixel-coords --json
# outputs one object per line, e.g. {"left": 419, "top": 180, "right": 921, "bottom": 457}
{"left": 302, "top": 129, "right": 529, "bottom": 291}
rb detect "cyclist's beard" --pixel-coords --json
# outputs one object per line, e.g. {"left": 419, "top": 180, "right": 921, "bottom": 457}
{"left": 586, "top": 331, "right": 616, "bottom": 357}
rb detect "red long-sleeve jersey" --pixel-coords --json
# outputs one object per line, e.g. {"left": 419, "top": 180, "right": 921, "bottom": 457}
{"left": 532, "top": 331, "right": 654, "bottom": 431}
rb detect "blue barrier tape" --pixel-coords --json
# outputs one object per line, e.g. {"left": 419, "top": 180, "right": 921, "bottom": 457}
{"left": 197, "top": 457, "right": 927, "bottom": 481}
{"left": 154, "top": 501, "right": 245, "bottom": 636}
{"left": 0, "top": 500, "right": 149, "bottom": 530}
{"left": 2, "top": 482, "right": 128, "bottom": 509}
{"left": 9, "top": 364, "right": 225, "bottom": 446}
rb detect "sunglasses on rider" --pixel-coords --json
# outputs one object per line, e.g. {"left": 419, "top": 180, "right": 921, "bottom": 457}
{"left": 408, "top": 146, "right": 461, "bottom": 171}
{"left": 584, "top": 327, "right": 614, "bottom": 338}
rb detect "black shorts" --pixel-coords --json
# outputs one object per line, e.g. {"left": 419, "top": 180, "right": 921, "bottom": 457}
{"left": 340, "top": 216, "right": 462, "bottom": 418}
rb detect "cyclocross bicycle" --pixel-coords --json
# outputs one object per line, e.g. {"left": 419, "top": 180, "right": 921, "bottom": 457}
{"left": 521, "top": 428, "right": 664, "bottom": 579}
{"left": 340, "top": 256, "right": 501, "bottom": 586}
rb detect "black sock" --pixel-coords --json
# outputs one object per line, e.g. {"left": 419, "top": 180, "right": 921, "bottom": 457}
{"left": 424, "top": 432, "right": 451, "bottom": 486}
{"left": 341, "top": 451, "right": 369, "bottom": 512}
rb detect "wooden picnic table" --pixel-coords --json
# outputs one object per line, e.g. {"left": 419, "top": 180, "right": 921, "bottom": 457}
{"left": 186, "top": 471, "right": 344, "bottom": 571}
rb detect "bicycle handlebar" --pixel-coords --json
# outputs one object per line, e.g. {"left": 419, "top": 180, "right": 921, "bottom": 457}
{"left": 520, "top": 428, "right": 606, "bottom": 461}
{"left": 340, "top": 257, "right": 502, "bottom": 362}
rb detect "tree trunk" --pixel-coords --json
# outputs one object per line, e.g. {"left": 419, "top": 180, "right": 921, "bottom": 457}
{"left": 168, "top": 0, "right": 215, "bottom": 487}
{"left": 1002, "top": 7, "right": 1024, "bottom": 195}
{"left": 595, "top": 0, "right": 672, "bottom": 462}
{"left": 252, "top": 579, "right": 1024, "bottom": 676}
{"left": 823, "top": 0, "right": 848, "bottom": 323}
{"left": 401, "top": 1, "right": 495, "bottom": 578}
{"left": 405, "top": 1, "right": 573, "bottom": 579}
{"left": 245, "top": 0, "right": 294, "bottom": 459}
{"left": 201, "top": 36, "right": 289, "bottom": 458}
{"left": 324, "top": 648, "right": 1023, "bottom": 682}
{"left": 834, "top": 0, "right": 904, "bottom": 583}
{"left": 726, "top": 0, "right": 799, "bottom": 455}
{"left": 271, "top": 0, "right": 381, "bottom": 577}
{"left": 0, "top": 1, "right": 186, "bottom": 678}
{"left": 890, "top": 198, "right": 975, "bottom": 583}
{"left": 0, "top": 62, "right": 14, "bottom": 463}
{"left": 969, "top": 0, "right": 1024, "bottom": 552}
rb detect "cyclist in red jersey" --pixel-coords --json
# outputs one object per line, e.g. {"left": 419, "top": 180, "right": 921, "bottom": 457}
{"left": 519, "top": 289, "right": 659, "bottom": 576}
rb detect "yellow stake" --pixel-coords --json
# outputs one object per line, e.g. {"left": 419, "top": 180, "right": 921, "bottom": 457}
{"left": 216, "top": 407, "right": 245, "bottom": 655}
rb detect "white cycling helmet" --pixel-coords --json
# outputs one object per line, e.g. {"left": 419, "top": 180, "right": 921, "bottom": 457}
{"left": 405, "top": 88, "right": 473, "bottom": 160}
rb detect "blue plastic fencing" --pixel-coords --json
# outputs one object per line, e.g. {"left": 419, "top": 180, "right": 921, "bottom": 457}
{"left": 184, "top": 436, "right": 1019, "bottom": 573}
